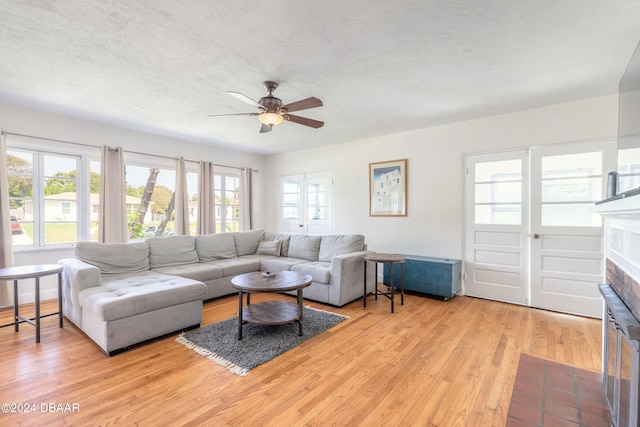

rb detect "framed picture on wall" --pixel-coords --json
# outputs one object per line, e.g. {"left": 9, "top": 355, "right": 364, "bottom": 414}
{"left": 369, "top": 159, "right": 407, "bottom": 216}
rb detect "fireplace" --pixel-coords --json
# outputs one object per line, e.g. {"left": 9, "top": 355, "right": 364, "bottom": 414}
{"left": 595, "top": 195, "right": 640, "bottom": 426}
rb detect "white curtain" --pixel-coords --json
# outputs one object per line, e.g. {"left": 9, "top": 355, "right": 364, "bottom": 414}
{"left": 174, "top": 157, "right": 190, "bottom": 235}
{"left": 197, "top": 161, "right": 215, "bottom": 235}
{"left": 240, "top": 167, "right": 253, "bottom": 231}
{"left": 0, "top": 131, "right": 15, "bottom": 307}
{"left": 99, "top": 146, "right": 127, "bottom": 243}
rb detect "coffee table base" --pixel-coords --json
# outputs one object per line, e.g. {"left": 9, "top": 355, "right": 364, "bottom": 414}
{"left": 237, "top": 291, "right": 304, "bottom": 340}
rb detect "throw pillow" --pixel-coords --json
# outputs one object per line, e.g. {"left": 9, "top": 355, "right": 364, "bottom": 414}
{"left": 233, "top": 229, "right": 265, "bottom": 256}
{"left": 256, "top": 239, "right": 282, "bottom": 256}
{"left": 288, "top": 235, "right": 322, "bottom": 261}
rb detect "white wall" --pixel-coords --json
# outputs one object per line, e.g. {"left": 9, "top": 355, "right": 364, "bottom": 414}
{"left": 265, "top": 94, "right": 619, "bottom": 261}
{"left": 0, "top": 94, "right": 619, "bottom": 304}
{"left": 0, "top": 101, "right": 267, "bottom": 303}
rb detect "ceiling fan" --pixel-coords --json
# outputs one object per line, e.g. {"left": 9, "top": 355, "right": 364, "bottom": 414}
{"left": 209, "top": 81, "right": 324, "bottom": 133}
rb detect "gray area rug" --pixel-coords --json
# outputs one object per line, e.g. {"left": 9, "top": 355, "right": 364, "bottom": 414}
{"left": 176, "top": 306, "right": 348, "bottom": 376}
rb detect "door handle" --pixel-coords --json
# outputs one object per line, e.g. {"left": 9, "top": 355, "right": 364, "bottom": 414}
{"left": 298, "top": 224, "right": 304, "bottom": 228}
{"left": 532, "top": 233, "right": 541, "bottom": 239}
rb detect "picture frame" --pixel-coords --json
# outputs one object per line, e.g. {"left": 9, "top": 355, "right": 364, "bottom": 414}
{"left": 369, "top": 159, "right": 407, "bottom": 216}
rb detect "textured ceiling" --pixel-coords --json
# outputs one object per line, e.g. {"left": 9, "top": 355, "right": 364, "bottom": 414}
{"left": 0, "top": 1, "right": 639, "bottom": 154}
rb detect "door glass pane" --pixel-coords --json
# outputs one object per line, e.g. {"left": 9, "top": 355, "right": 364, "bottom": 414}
{"left": 282, "top": 207, "right": 298, "bottom": 220}
{"left": 542, "top": 152, "right": 602, "bottom": 177}
{"left": 307, "top": 177, "right": 330, "bottom": 221}
{"left": 282, "top": 180, "right": 301, "bottom": 220}
{"left": 474, "top": 159, "right": 522, "bottom": 225}
{"left": 475, "top": 159, "right": 521, "bottom": 181}
{"left": 475, "top": 182, "right": 521, "bottom": 203}
{"left": 282, "top": 194, "right": 300, "bottom": 206}
{"left": 541, "top": 152, "right": 602, "bottom": 227}
{"left": 308, "top": 207, "right": 328, "bottom": 221}
{"left": 542, "top": 177, "right": 601, "bottom": 202}
{"left": 282, "top": 181, "right": 300, "bottom": 193}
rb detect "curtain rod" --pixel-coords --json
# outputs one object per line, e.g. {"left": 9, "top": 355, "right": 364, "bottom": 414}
{"left": 2, "top": 130, "right": 257, "bottom": 172}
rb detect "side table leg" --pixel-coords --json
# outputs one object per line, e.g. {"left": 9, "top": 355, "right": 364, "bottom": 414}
{"left": 58, "top": 271, "right": 63, "bottom": 328}
{"left": 13, "top": 279, "right": 18, "bottom": 332}
{"left": 401, "top": 263, "right": 405, "bottom": 306}
{"left": 374, "top": 262, "right": 379, "bottom": 301}
{"left": 363, "top": 260, "right": 367, "bottom": 307}
{"left": 237, "top": 291, "right": 243, "bottom": 340}
{"left": 35, "top": 276, "right": 41, "bottom": 343}
{"left": 390, "top": 263, "right": 395, "bottom": 313}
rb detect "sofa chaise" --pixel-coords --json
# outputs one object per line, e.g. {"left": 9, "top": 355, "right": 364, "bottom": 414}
{"left": 58, "top": 229, "right": 375, "bottom": 355}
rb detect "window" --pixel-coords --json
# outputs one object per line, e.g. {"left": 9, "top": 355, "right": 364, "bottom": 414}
{"left": 6, "top": 145, "right": 98, "bottom": 247}
{"left": 124, "top": 159, "right": 200, "bottom": 239}
{"left": 281, "top": 179, "right": 301, "bottom": 221}
{"left": 214, "top": 173, "right": 240, "bottom": 233}
{"left": 125, "top": 164, "right": 176, "bottom": 239}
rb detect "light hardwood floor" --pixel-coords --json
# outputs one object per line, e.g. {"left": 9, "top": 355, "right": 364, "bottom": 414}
{"left": 0, "top": 291, "right": 602, "bottom": 426}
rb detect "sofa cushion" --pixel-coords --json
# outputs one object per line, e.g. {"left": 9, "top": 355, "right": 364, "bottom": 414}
{"left": 288, "top": 235, "right": 322, "bottom": 261}
{"left": 79, "top": 271, "right": 207, "bottom": 321}
{"left": 212, "top": 258, "right": 261, "bottom": 276}
{"left": 75, "top": 241, "right": 149, "bottom": 274}
{"left": 291, "top": 262, "right": 331, "bottom": 284}
{"left": 233, "top": 229, "right": 264, "bottom": 256}
{"left": 319, "top": 235, "right": 366, "bottom": 262}
{"left": 195, "top": 233, "right": 237, "bottom": 262}
{"left": 263, "top": 232, "right": 291, "bottom": 257}
{"left": 152, "top": 262, "right": 224, "bottom": 282}
{"left": 261, "top": 257, "right": 310, "bottom": 272}
{"left": 147, "top": 235, "right": 198, "bottom": 269}
{"left": 256, "top": 239, "right": 282, "bottom": 256}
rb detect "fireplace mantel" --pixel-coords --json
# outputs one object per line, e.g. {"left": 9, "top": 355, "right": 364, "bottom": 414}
{"left": 594, "top": 192, "right": 640, "bottom": 219}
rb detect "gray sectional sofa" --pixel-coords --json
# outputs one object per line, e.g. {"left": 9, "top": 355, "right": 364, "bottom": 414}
{"left": 58, "top": 229, "right": 375, "bottom": 355}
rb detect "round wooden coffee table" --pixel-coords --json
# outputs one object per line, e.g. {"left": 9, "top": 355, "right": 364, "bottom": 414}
{"left": 231, "top": 271, "right": 313, "bottom": 340}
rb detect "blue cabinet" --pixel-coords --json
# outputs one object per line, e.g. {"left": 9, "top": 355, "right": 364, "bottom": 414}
{"left": 383, "top": 255, "right": 461, "bottom": 300}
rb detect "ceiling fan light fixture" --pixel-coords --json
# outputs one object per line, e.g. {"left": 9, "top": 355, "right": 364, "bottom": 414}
{"left": 258, "top": 111, "right": 284, "bottom": 126}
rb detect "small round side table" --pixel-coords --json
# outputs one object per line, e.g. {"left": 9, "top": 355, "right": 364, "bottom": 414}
{"left": 0, "top": 264, "right": 64, "bottom": 343}
{"left": 363, "top": 253, "right": 406, "bottom": 313}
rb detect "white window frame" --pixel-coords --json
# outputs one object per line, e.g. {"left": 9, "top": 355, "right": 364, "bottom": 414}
{"left": 6, "top": 135, "right": 97, "bottom": 249}
{"left": 214, "top": 170, "right": 241, "bottom": 233}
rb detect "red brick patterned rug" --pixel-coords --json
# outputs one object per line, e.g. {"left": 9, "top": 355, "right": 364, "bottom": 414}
{"left": 507, "top": 354, "right": 612, "bottom": 426}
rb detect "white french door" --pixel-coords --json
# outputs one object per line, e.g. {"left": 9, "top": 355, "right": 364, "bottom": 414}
{"left": 279, "top": 171, "right": 333, "bottom": 235}
{"left": 464, "top": 150, "right": 530, "bottom": 305}
{"left": 530, "top": 140, "right": 616, "bottom": 317}
{"left": 465, "top": 140, "right": 616, "bottom": 317}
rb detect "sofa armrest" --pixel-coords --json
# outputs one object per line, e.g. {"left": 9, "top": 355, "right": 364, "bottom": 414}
{"left": 58, "top": 258, "right": 102, "bottom": 326}
{"left": 328, "top": 250, "right": 376, "bottom": 306}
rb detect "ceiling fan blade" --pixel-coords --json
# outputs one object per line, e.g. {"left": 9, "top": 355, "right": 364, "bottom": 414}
{"left": 259, "top": 123, "right": 272, "bottom": 133}
{"left": 281, "top": 97, "right": 323, "bottom": 113}
{"left": 284, "top": 114, "right": 324, "bottom": 129}
{"left": 208, "top": 112, "right": 257, "bottom": 117}
{"left": 227, "top": 91, "right": 264, "bottom": 110}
